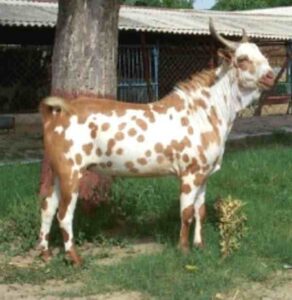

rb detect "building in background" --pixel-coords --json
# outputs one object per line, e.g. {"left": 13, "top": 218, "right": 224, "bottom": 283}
{"left": 0, "top": 0, "right": 291, "bottom": 116}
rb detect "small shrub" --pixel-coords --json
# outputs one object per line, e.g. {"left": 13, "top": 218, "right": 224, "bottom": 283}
{"left": 214, "top": 195, "right": 248, "bottom": 257}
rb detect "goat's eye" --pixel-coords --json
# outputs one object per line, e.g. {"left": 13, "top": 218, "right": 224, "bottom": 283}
{"left": 237, "top": 55, "right": 249, "bottom": 63}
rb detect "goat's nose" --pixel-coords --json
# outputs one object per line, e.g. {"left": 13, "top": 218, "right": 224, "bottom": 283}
{"left": 260, "top": 70, "right": 275, "bottom": 88}
{"left": 265, "top": 70, "right": 275, "bottom": 80}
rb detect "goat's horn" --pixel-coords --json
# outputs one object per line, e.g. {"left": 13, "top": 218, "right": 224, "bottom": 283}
{"left": 209, "top": 18, "right": 238, "bottom": 51}
{"left": 241, "top": 28, "right": 249, "bottom": 43}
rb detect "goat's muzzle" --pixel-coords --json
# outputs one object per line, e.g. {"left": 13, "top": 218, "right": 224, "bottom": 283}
{"left": 258, "top": 70, "right": 275, "bottom": 90}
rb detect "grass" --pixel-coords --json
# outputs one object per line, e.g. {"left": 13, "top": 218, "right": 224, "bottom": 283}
{"left": 1, "top": 132, "right": 292, "bottom": 299}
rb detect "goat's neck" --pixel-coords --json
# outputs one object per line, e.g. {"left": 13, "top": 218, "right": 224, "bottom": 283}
{"left": 209, "top": 68, "right": 256, "bottom": 126}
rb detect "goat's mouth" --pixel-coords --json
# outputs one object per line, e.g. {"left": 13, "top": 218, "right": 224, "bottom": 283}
{"left": 258, "top": 75, "right": 275, "bottom": 90}
{"left": 258, "top": 79, "right": 274, "bottom": 90}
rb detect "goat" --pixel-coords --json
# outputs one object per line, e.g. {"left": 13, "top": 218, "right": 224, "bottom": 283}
{"left": 38, "top": 19, "right": 274, "bottom": 265}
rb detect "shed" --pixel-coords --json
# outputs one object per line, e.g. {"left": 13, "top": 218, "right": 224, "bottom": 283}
{"left": 0, "top": 0, "right": 291, "bottom": 114}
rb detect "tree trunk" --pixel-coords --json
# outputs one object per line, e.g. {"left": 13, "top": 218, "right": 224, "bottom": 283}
{"left": 52, "top": 0, "right": 119, "bottom": 98}
{"left": 40, "top": 0, "right": 120, "bottom": 207}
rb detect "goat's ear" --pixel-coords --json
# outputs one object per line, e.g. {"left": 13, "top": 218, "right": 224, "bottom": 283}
{"left": 217, "top": 48, "right": 234, "bottom": 64}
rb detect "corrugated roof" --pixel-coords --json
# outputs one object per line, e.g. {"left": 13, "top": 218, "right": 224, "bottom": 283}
{"left": 241, "top": 6, "right": 292, "bottom": 16}
{"left": 0, "top": 0, "right": 292, "bottom": 40}
{"left": 119, "top": 6, "right": 292, "bottom": 40}
{"left": 0, "top": 0, "right": 57, "bottom": 27}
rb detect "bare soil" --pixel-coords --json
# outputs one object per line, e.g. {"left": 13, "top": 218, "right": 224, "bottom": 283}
{"left": 0, "top": 242, "right": 161, "bottom": 300}
{"left": 2, "top": 242, "right": 292, "bottom": 299}
{"left": 216, "top": 270, "right": 292, "bottom": 300}
{"left": 0, "top": 284, "right": 148, "bottom": 300}
{"left": 231, "top": 114, "right": 292, "bottom": 139}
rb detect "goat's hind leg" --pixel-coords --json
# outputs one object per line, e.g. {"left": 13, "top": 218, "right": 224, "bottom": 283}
{"left": 38, "top": 179, "right": 59, "bottom": 261}
{"left": 57, "top": 174, "right": 81, "bottom": 266}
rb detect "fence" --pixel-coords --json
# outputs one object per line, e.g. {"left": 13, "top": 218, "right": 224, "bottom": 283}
{"left": 0, "top": 45, "right": 51, "bottom": 113}
{"left": 159, "top": 43, "right": 213, "bottom": 98}
{"left": 0, "top": 44, "right": 161, "bottom": 112}
{"left": 117, "top": 43, "right": 213, "bottom": 102}
{"left": 0, "top": 42, "right": 291, "bottom": 115}
{"left": 117, "top": 45, "right": 159, "bottom": 103}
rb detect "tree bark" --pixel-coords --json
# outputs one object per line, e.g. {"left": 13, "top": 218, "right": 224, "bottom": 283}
{"left": 52, "top": 0, "right": 119, "bottom": 98}
{"left": 40, "top": 0, "right": 120, "bottom": 208}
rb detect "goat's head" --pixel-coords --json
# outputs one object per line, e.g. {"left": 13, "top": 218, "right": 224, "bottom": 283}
{"left": 210, "top": 19, "right": 275, "bottom": 106}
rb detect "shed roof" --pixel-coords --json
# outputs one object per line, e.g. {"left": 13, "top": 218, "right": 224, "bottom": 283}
{"left": 1, "top": 0, "right": 292, "bottom": 41}
{"left": 241, "top": 6, "right": 292, "bottom": 16}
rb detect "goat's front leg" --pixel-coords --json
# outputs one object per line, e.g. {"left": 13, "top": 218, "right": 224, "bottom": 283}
{"left": 179, "top": 175, "right": 201, "bottom": 253}
{"left": 58, "top": 177, "right": 81, "bottom": 266}
{"left": 193, "top": 183, "right": 207, "bottom": 248}
{"left": 38, "top": 180, "right": 59, "bottom": 261}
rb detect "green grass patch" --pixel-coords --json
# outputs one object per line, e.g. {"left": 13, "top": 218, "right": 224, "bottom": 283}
{"left": 1, "top": 132, "right": 292, "bottom": 299}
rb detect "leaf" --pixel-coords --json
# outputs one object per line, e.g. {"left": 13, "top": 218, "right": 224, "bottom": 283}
{"left": 185, "top": 264, "right": 198, "bottom": 272}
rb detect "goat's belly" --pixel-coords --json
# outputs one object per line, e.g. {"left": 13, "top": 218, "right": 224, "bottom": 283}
{"left": 86, "top": 156, "right": 176, "bottom": 177}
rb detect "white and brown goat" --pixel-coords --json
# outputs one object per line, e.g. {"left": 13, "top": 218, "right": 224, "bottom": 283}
{"left": 38, "top": 20, "right": 274, "bottom": 265}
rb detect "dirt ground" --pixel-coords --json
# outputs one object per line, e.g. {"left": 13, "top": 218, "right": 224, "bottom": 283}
{"left": 231, "top": 114, "right": 292, "bottom": 139}
{"left": 0, "top": 242, "right": 161, "bottom": 300}
{"left": 0, "top": 284, "right": 148, "bottom": 300}
{"left": 0, "top": 281, "right": 149, "bottom": 300}
{"left": 218, "top": 270, "right": 292, "bottom": 300}
{"left": 1, "top": 242, "right": 292, "bottom": 299}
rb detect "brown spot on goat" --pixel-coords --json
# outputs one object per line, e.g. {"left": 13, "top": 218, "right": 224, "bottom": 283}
{"left": 145, "top": 150, "right": 152, "bottom": 157}
{"left": 181, "top": 117, "right": 189, "bottom": 127}
{"left": 155, "top": 143, "right": 164, "bottom": 153}
{"left": 41, "top": 199, "right": 48, "bottom": 211}
{"left": 101, "top": 123, "right": 110, "bottom": 131}
{"left": 137, "top": 135, "right": 145, "bottom": 142}
{"left": 82, "top": 143, "right": 93, "bottom": 155}
{"left": 137, "top": 158, "right": 147, "bottom": 165}
{"left": 116, "top": 148, "right": 123, "bottom": 155}
{"left": 96, "top": 147, "right": 102, "bottom": 156}
{"left": 128, "top": 128, "right": 137, "bottom": 137}
{"left": 89, "top": 122, "right": 98, "bottom": 139}
{"left": 143, "top": 110, "right": 156, "bottom": 123}
{"left": 106, "top": 139, "right": 116, "bottom": 156}
{"left": 181, "top": 184, "right": 192, "bottom": 194}
{"left": 202, "top": 89, "right": 211, "bottom": 98}
{"left": 194, "top": 173, "right": 206, "bottom": 186}
{"left": 115, "top": 132, "right": 125, "bottom": 141}
{"left": 136, "top": 119, "right": 148, "bottom": 131}
{"left": 75, "top": 153, "right": 82, "bottom": 165}
{"left": 182, "top": 154, "right": 189, "bottom": 163}
{"left": 118, "top": 122, "right": 127, "bottom": 130}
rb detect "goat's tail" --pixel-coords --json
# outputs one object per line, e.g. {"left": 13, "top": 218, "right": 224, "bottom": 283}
{"left": 40, "top": 96, "right": 72, "bottom": 122}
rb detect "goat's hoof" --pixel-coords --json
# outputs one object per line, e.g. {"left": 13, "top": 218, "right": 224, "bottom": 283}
{"left": 66, "top": 247, "right": 82, "bottom": 267}
{"left": 40, "top": 249, "right": 53, "bottom": 262}
{"left": 194, "top": 241, "right": 205, "bottom": 249}
{"left": 178, "top": 244, "right": 190, "bottom": 254}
